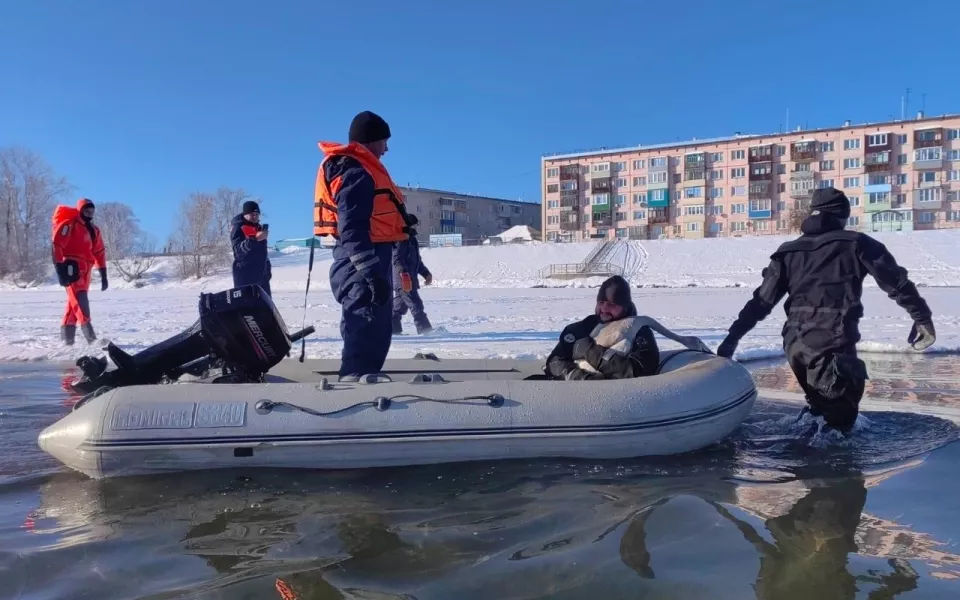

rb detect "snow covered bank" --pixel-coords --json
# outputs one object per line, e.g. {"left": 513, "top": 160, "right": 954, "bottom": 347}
{"left": 1, "top": 286, "right": 957, "bottom": 363}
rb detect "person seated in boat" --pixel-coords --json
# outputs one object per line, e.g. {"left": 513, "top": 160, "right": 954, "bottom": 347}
{"left": 544, "top": 276, "right": 710, "bottom": 381}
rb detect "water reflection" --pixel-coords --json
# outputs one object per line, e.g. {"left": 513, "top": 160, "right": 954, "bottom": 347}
{"left": 16, "top": 453, "right": 959, "bottom": 599}
{"left": 750, "top": 353, "right": 960, "bottom": 407}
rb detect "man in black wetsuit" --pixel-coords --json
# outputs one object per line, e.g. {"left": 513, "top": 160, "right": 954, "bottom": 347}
{"left": 716, "top": 187, "right": 935, "bottom": 433}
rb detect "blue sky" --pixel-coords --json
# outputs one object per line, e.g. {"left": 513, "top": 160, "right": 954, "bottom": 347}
{"left": 1, "top": 0, "right": 957, "bottom": 242}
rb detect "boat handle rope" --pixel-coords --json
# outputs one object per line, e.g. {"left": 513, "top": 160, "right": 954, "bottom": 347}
{"left": 254, "top": 393, "right": 505, "bottom": 416}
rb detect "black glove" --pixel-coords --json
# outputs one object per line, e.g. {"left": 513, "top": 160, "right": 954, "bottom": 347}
{"left": 54, "top": 260, "right": 80, "bottom": 287}
{"left": 908, "top": 320, "right": 936, "bottom": 351}
{"left": 367, "top": 272, "right": 391, "bottom": 307}
{"left": 99, "top": 267, "right": 108, "bottom": 291}
{"left": 717, "top": 336, "right": 738, "bottom": 359}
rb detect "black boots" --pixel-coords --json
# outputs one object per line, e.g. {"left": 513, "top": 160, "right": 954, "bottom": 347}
{"left": 61, "top": 325, "right": 76, "bottom": 346}
{"left": 63, "top": 323, "right": 97, "bottom": 346}
{"left": 415, "top": 315, "right": 433, "bottom": 335}
{"left": 391, "top": 315, "right": 403, "bottom": 335}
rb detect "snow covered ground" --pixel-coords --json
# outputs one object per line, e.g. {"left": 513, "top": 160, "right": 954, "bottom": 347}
{"left": 1, "top": 230, "right": 959, "bottom": 362}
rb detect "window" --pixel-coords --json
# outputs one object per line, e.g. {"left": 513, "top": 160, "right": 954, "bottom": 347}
{"left": 616, "top": 212, "right": 627, "bottom": 221}
{"left": 592, "top": 163, "right": 610, "bottom": 173}
{"left": 632, "top": 159, "right": 646, "bottom": 170}
{"left": 710, "top": 187, "right": 724, "bottom": 198}
{"left": 613, "top": 162, "right": 627, "bottom": 172}
{"left": 731, "top": 149, "right": 745, "bottom": 160}
{"left": 709, "top": 205, "right": 723, "bottom": 215}
{"left": 843, "top": 177, "right": 860, "bottom": 188}
{"left": 752, "top": 220, "right": 769, "bottom": 231}
{"left": 777, "top": 145, "right": 786, "bottom": 156}
{"left": 632, "top": 193, "right": 645, "bottom": 204}
{"left": 894, "top": 193, "right": 907, "bottom": 206}
{"left": 441, "top": 209, "right": 455, "bottom": 220}
{"left": 865, "top": 151, "right": 890, "bottom": 165}
{"left": 731, "top": 221, "right": 746, "bottom": 232}
{"left": 687, "top": 222, "right": 700, "bottom": 232}
{"left": 917, "top": 188, "right": 941, "bottom": 203}
{"left": 819, "top": 160, "right": 835, "bottom": 171}
{"left": 710, "top": 169, "right": 723, "bottom": 180}
{"left": 843, "top": 158, "right": 861, "bottom": 169}
{"left": 866, "top": 174, "right": 889, "bottom": 185}
{"left": 546, "top": 215, "right": 559, "bottom": 224}
{"left": 591, "top": 194, "right": 610, "bottom": 205}
{"left": 896, "top": 134, "right": 907, "bottom": 145}
{"left": 777, "top": 164, "right": 786, "bottom": 175}
{"left": 948, "top": 170, "right": 960, "bottom": 181}
{"left": 650, "top": 189, "right": 667, "bottom": 202}
{"left": 847, "top": 216, "right": 860, "bottom": 227}
{"left": 547, "top": 184, "right": 559, "bottom": 193}
{"left": 650, "top": 157, "right": 668, "bottom": 168}
{"left": 819, "top": 179, "right": 835, "bottom": 189}
{"left": 948, "top": 150, "right": 960, "bottom": 161}
{"left": 897, "top": 153, "right": 908, "bottom": 165}
{"left": 847, "top": 196, "right": 861, "bottom": 207}
{"left": 546, "top": 168, "right": 559, "bottom": 178}
{"left": 896, "top": 174, "right": 908, "bottom": 185}
{"left": 843, "top": 139, "right": 861, "bottom": 150}
{"left": 779, "top": 183, "right": 786, "bottom": 192}
{"left": 919, "top": 171, "right": 937, "bottom": 184}
{"left": 868, "top": 134, "right": 888, "bottom": 146}
{"left": 684, "top": 187, "right": 703, "bottom": 198}
{"left": 750, "top": 199, "right": 772, "bottom": 211}
{"left": 777, "top": 201, "right": 786, "bottom": 211}
{"left": 649, "top": 171, "right": 668, "bottom": 184}
{"left": 732, "top": 186, "right": 746, "bottom": 196}
{"left": 632, "top": 176, "right": 646, "bottom": 186}
{"left": 731, "top": 167, "right": 746, "bottom": 178}
{"left": 546, "top": 200, "right": 559, "bottom": 209}
{"left": 918, "top": 211, "right": 936, "bottom": 224}
{"left": 685, "top": 205, "right": 705, "bottom": 216}
{"left": 633, "top": 210, "right": 646, "bottom": 219}
{"left": 949, "top": 129, "right": 960, "bottom": 140}
{"left": 949, "top": 191, "right": 960, "bottom": 202}
{"left": 820, "top": 141, "right": 835, "bottom": 152}
{"left": 615, "top": 194, "right": 626, "bottom": 205}
{"left": 950, "top": 211, "right": 960, "bottom": 222}
{"left": 731, "top": 203, "right": 746, "bottom": 214}
{"left": 777, "top": 220, "right": 786, "bottom": 230}
{"left": 710, "top": 152, "right": 724, "bottom": 163}
{"left": 710, "top": 222, "right": 724, "bottom": 234}
{"left": 915, "top": 148, "right": 941, "bottom": 161}
{"left": 868, "top": 192, "right": 890, "bottom": 205}
{"left": 794, "top": 162, "right": 812, "bottom": 172}
{"left": 613, "top": 178, "right": 626, "bottom": 187}
{"left": 672, "top": 173, "right": 682, "bottom": 184}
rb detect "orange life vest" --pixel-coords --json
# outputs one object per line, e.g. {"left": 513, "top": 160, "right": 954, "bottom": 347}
{"left": 313, "top": 141, "right": 409, "bottom": 243}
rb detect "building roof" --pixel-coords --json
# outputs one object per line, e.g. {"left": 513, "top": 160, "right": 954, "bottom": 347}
{"left": 541, "top": 113, "right": 960, "bottom": 162}
{"left": 400, "top": 185, "right": 540, "bottom": 205}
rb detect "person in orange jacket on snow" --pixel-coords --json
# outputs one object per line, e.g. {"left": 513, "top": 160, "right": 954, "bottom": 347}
{"left": 51, "top": 198, "right": 108, "bottom": 345}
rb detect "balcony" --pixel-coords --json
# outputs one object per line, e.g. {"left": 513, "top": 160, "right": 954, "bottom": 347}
{"left": 865, "top": 194, "right": 892, "bottom": 213}
{"left": 749, "top": 182, "right": 770, "bottom": 200}
{"left": 646, "top": 189, "right": 670, "bottom": 208}
{"left": 914, "top": 149, "right": 942, "bottom": 170}
{"left": 591, "top": 217, "right": 613, "bottom": 228}
{"left": 684, "top": 153, "right": 705, "bottom": 169}
{"left": 590, "top": 177, "right": 612, "bottom": 194}
{"left": 749, "top": 162, "right": 773, "bottom": 181}
{"left": 916, "top": 175, "right": 941, "bottom": 190}
{"left": 864, "top": 133, "right": 892, "bottom": 153}
{"left": 864, "top": 151, "right": 892, "bottom": 173}
{"left": 648, "top": 210, "right": 669, "bottom": 225}
{"left": 559, "top": 165, "right": 580, "bottom": 181}
{"left": 559, "top": 221, "right": 579, "bottom": 231}
{"left": 914, "top": 190, "right": 943, "bottom": 208}
{"left": 914, "top": 128, "right": 943, "bottom": 149}
{"left": 790, "top": 183, "right": 815, "bottom": 199}
{"left": 748, "top": 144, "right": 774, "bottom": 163}
{"left": 679, "top": 190, "right": 706, "bottom": 205}
{"left": 684, "top": 169, "right": 706, "bottom": 185}
{"left": 790, "top": 140, "right": 818, "bottom": 161}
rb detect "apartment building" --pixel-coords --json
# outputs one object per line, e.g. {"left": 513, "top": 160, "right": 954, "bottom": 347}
{"left": 400, "top": 186, "right": 541, "bottom": 242}
{"left": 541, "top": 113, "right": 960, "bottom": 241}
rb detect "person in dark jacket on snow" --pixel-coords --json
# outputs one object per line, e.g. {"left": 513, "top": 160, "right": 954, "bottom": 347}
{"left": 544, "top": 276, "right": 660, "bottom": 380}
{"left": 392, "top": 214, "right": 434, "bottom": 335}
{"left": 717, "top": 187, "right": 935, "bottom": 434}
{"left": 230, "top": 200, "right": 272, "bottom": 296}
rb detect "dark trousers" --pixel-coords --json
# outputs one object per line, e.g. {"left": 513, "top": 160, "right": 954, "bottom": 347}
{"left": 786, "top": 340, "right": 866, "bottom": 432}
{"left": 330, "top": 243, "right": 394, "bottom": 378}
{"left": 393, "top": 287, "right": 428, "bottom": 324}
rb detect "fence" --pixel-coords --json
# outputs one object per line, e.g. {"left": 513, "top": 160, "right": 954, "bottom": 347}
{"left": 537, "top": 261, "right": 624, "bottom": 280}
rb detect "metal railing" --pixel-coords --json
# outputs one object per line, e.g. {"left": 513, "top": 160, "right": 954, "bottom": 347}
{"left": 537, "top": 261, "right": 624, "bottom": 279}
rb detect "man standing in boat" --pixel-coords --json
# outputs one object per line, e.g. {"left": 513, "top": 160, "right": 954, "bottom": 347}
{"left": 716, "top": 187, "right": 936, "bottom": 434}
{"left": 314, "top": 111, "right": 411, "bottom": 381}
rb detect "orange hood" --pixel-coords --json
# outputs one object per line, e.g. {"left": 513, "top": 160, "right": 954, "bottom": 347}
{"left": 52, "top": 204, "right": 80, "bottom": 231}
{"left": 76, "top": 198, "right": 94, "bottom": 211}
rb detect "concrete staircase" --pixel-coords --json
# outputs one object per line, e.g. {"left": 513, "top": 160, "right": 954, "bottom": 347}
{"left": 539, "top": 241, "right": 624, "bottom": 280}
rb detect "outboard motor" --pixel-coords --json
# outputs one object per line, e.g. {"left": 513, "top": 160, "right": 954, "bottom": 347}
{"left": 71, "top": 284, "right": 314, "bottom": 393}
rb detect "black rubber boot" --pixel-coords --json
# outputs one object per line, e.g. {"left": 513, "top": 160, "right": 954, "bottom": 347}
{"left": 415, "top": 315, "right": 433, "bottom": 335}
{"left": 391, "top": 315, "right": 403, "bottom": 335}
{"left": 80, "top": 322, "right": 97, "bottom": 344}
{"left": 61, "top": 325, "right": 76, "bottom": 346}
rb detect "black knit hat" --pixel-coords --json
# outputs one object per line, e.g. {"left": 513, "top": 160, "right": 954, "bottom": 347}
{"left": 597, "top": 275, "right": 636, "bottom": 315}
{"left": 349, "top": 111, "right": 391, "bottom": 144}
{"left": 242, "top": 200, "right": 260, "bottom": 214}
{"left": 810, "top": 187, "right": 851, "bottom": 220}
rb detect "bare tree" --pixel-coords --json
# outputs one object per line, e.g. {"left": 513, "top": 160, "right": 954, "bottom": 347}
{"left": 0, "top": 146, "right": 74, "bottom": 284}
{"left": 787, "top": 198, "right": 811, "bottom": 233}
{"left": 212, "top": 187, "right": 256, "bottom": 248}
{"left": 114, "top": 234, "right": 158, "bottom": 285}
{"left": 168, "top": 192, "right": 223, "bottom": 279}
{"left": 97, "top": 202, "right": 141, "bottom": 259}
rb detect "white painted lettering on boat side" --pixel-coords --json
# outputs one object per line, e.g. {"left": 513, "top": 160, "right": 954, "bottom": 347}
{"left": 244, "top": 315, "right": 277, "bottom": 358}
{"left": 110, "top": 403, "right": 196, "bottom": 430}
{"left": 195, "top": 402, "right": 247, "bottom": 428}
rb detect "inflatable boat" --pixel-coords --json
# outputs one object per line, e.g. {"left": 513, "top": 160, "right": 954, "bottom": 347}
{"left": 38, "top": 285, "right": 758, "bottom": 479}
